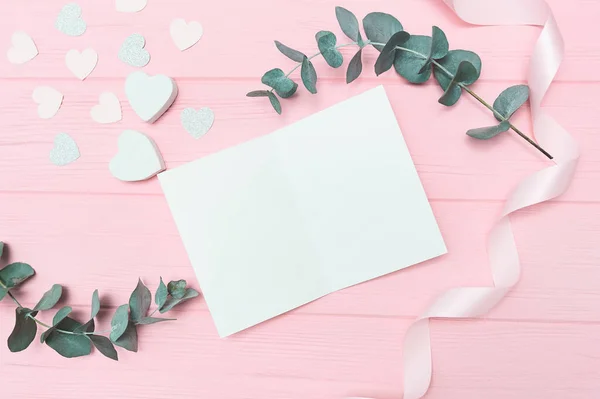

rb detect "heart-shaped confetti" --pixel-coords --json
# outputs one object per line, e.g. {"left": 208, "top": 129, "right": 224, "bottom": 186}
{"left": 109, "top": 130, "right": 165, "bottom": 182}
{"left": 7, "top": 32, "right": 38, "bottom": 65}
{"left": 116, "top": 0, "right": 147, "bottom": 13}
{"left": 91, "top": 92, "right": 122, "bottom": 124}
{"left": 125, "top": 71, "right": 178, "bottom": 123}
{"left": 170, "top": 19, "right": 203, "bottom": 51}
{"left": 55, "top": 3, "right": 87, "bottom": 37}
{"left": 65, "top": 48, "right": 98, "bottom": 80}
{"left": 181, "top": 107, "right": 215, "bottom": 139}
{"left": 32, "top": 86, "right": 63, "bottom": 119}
{"left": 50, "top": 133, "right": 80, "bottom": 166}
{"left": 119, "top": 34, "right": 150, "bottom": 67}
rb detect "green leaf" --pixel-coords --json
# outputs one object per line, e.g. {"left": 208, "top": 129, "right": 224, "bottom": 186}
{"left": 346, "top": 50, "right": 363, "bottom": 84}
{"left": 40, "top": 307, "right": 72, "bottom": 344}
{"left": 90, "top": 334, "right": 118, "bottom": 361}
{"left": 159, "top": 288, "right": 200, "bottom": 314}
{"left": 438, "top": 61, "right": 479, "bottom": 106}
{"left": 430, "top": 26, "right": 449, "bottom": 60}
{"left": 467, "top": 121, "right": 511, "bottom": 140}
{"left": 268, "top": 92, "right": 282, "bottom": 115}
{"left": 33, "top": 284, "right": 62, "bottom": 311}
{"left": 155, "top": 277, "right": 167, "bottom": 310}
{"left": 261, "top": 68, "right": 298, "bottom": 98}
{"left": 363, "top": 12, "right": 403, "bottom": 51}
{"left": 129, "top": 279, "right": 151, "bottom": 323}
{"left": 374, "top": 31, "right": 410, "bottom": 76}
{"left": 246, "top": 90, "right": 271, "bottom": 97}
{"left": 137, "top": 316, "right": 175, "bottom": 325}
{"left": 0, "top": 262, "right": 35, "bottom": 290}
{"left": 167, "top": 279, "right": 187, "bottom": 299}
{"left": 109, "top": 304, "right": 129, "bottom": 342}
{"left": 394, "top": 35, "right": 433, "bottom": 84}
{"left": 335, "top": 6, "right": 362, "bottom": 43}
{"left": 74, "top": 318, "right": 95, "bottom": 333}
{"left": 45, "top": 330, "right": 92, "bottom": 358}
{"left": 301, "top": 56, "right": 318, "bottom": 94}
{"left": 316, "top": 31, "right": 343, "bottom": 68}
{"left": 274, "top": 41, "right": 305, "bottom": 62}
{"left": 91, "top": 289, "right": 100, "bottom": 319}
{"left": 0, "top": 242, "right": 4, "bottom": 258}
{"left": 113, "top": 322, "right": 138, "bottom": 352}
{"left": 434, "top": 49, "right": 482, "bottom": 91}
{"left": 53, "top": 306, "right": 72, "bottom": 325}
{"left": 7, "top": 308, "right": 37, "bottom": 352}
{"left": 493, "top": 85, "right": 529, "bottom": 121}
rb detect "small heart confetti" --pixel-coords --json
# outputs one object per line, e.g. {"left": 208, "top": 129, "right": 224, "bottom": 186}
{"left": 181, "top": 107, "right": 215, "bottom": 139}
{"left": 55, "top": 3, "right": 87, "bottom": 37}
{"left": 119, "top": 34, "right": 150, "bottom": 67}
{"left": 50, "top": 133, "right": 80, "bottom": 166}
{"left": 116, "top": 0, "right": 147, "bottom": 13}
{"left": 170, "top": 19, "right": 204, "bottom": 51}
{"left": 65, "top": 48, "right": 98, "bottom": 80}
{"left": 91, "top": 92, "right": 122, "bottom": 124}
{"left": 7, "top": 32, "right": 38, "bottom": 64}
{"left": 32, "top": 86, "right": 63, "bottom": 119}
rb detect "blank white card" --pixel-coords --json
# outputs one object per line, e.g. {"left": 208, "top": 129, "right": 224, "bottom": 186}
{"left": 159, "top": 86, "right": 447, "bottom": 337}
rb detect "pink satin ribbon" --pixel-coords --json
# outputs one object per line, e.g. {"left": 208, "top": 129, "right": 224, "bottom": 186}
{"left": 354, "top": 1, "right": 579, "bottom": 398}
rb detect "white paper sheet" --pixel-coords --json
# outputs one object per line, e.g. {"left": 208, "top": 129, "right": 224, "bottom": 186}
{"left": 159, "top": 86, "right": 447, "bottom": 337}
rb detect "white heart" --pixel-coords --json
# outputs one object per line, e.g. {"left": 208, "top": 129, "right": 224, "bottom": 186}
{"left": 116, "top": 0, "right": 147, "bottom": 13}
{"left": 65, "top": 48, "right": 98, "bottom": 80}
{"left": 91, "top": 92, "right": 122, "bottom": 124}
{"left": 50, "top": 133, "right": 80, "bottom": 166}
{"left": 7, "top": 32, "right": 38, "bottom": 65}
{"left": 32, "top": 86, "right": 64, "bottom": 119}
{"left": 125, "top": 71, "right": 178, "bottom": 123}
{"left": 109, "top": 130, "right": 165, "bottom": 182}
{"left": 170, "top": 19, "right": 203, "bottom": 51}
{"left": 181, "top": 107, "right": 215, "bottom": 139}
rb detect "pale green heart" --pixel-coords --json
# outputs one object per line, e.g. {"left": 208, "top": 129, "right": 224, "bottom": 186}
{"left": 50, "top": 133, "right": 80, "bottom": 166}
{"left": 55, "top": 3, "right": 87, "bottom": 37}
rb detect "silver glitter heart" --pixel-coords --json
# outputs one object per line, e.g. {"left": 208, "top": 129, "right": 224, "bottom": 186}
{"left": 55, "top": 3, "right": 87, "bottom": 37}
{"left": 50, "top": 133, "right": 80, "bottom": 166}
{"left": 181, "top": 107, "right": 215, "bottom": 139}
{"left": 119, "top": 34, "right": 151, "bottom": 68}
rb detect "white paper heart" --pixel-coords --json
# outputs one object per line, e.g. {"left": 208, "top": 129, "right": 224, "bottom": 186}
{"left": 118, "top": 34, "right": 150, "bottom": 67}
{"left": 65, "top": 48, "right": 98, "bottom": 80}
{"left": 109, "top": 130, "right": 165, "bottom": 182}
{"left": 170, "top": 19, "right": 203, "bottom": 51}
{"left": 115, "top": 0, "right": 147, "bottom": 13}
{"left": 32, "top": 86, "right": 64, "bottom": 119}
{"left": 125, "top": 71, "right": 178, "bottom": 123}
{"left": 181, "top": 107, "right": 215, "bottom": 139}
{"left": 91, "top": 92, "right": 122, "bottom": 124}
{"left": 50, "top": 133, "right": 80, "bottom": 166}
{"left": 7, "top": 32, "right": 38, "bottom": 65}
{"left": 55, "top": 3, "right": 87, "bottom": 37}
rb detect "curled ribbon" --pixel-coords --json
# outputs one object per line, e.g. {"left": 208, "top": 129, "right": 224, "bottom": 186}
{"left": 355, "top": 0, "right": 579, "bottom": 398}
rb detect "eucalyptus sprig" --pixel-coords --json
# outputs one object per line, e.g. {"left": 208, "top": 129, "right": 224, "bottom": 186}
{"left": 0, "top": 241, "right": 199, "bottom": 360}
{"left": 247, "top": 6, "right": 552, "bottom": 160}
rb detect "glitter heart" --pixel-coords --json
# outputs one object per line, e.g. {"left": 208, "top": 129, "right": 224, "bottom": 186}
{"left": 32, "top": 86, "right": 63, "bottom": 119}
{"left": 181, "top": 107, "right": 215, "bottom": 139}
{"left": 50, "top": 133, "right": 80, "bottom": 166}
{"left": 7, "top": 32, "right": 38, "bottom": 65}
{"left": 118, "top": 34, "right": 150, "bottom": 68}
{"left": 55, "top": 3, "right": 87, "bottom": 37}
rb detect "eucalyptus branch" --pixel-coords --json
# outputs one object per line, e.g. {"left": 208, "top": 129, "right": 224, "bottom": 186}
{"left": 0, "top": 241, "right": 199, "bottom": 361}
{"left": 248, "top": 6, "right": 553, "bottom": 160}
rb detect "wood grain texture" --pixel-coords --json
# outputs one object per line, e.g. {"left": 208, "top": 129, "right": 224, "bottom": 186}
{"left": 1, "top": 0, "right": 600, "bottom": 398}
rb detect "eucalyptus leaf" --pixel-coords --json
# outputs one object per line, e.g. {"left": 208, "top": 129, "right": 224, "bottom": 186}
{"left": 261, "top": 68, "right": 298, "bottom": 98}
{"left": 155, "top": 277, "right": 167, "bottom": 310}
{"left": 53, "top": 306, "right": 72, "bottom": 325}
{"left": 129, "top": 279, "right": 151, "bottom": 323}
{"left": 363, "top": 12, "right": 403, "bottom": 51}
{"left": 114, "top": 321, "right": 138, "bottom": 352}
{"left": 335, "top": 6, "right": 362, "bottom": 43}
{"left": 394, "top": 35, "right": 432, "bottom": 84}
{"left": 301, "top": 56, "right": 318, "bottom": 94}
{"left": 438, "top": 61, "right": 478, "bottom": 106}
{"left": 159, "top": 288, "right": 200, "bottom": 314}
{"left": 110, "top": 304, "right": 129, "bottom": 342}
{"left": 434, "top": 49, "right": 482, "bottom": 91}
{"left": 33, "top": 284, "right": 62, "bottom": 311}
{"left": 246, "top": 90, "right": 271, "bottom": 97}
{"left": 91, "top": 289, "right": 100, "bottom": 319}
{"left": 268, "top": 92, "right": 282, "bottom": 115}
{"left": 374, "top": 31, "right": 410, "bottom": 76}
{"left": 0, "top": 242, "right": 4, "bottom": 258}
{"left": 467, "top": 121, "right": 511, "bottom": 140}
{"left": 430, "top": 26, "right": 449, "bottom": 60}
{"left": 45, "top": 330, "right": 92, "bottom": 358}
{"left": 493, "top": 85, "right": 529, "bottom": 121}
{"left": 274, "top": 41, "right": 305, "bottom": 62}
{"left": 90, "top": 334, "right": 118, "bottom": 361}
{"left": 137, "top": 316, "right": 175, "bottom": 325}
{"left": 7, "top": 308, "right": 37, "bottom": 352}
{"left": 316, "top": 31, "right": 343, "bottom": 68}
{"left": 74, "top": 318, "right": 95, "bottom": 333}
{"left": 346, "top": 50, "right": 363, "bottom": 84}
{"left": 167, "top": 280, "right": 187, "bottom": 300}
{"left": 0, "top": 262, "right": 35, "bottom": 289}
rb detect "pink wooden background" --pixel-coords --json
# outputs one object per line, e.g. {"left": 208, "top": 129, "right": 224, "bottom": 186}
{"left": 1, "top": 0, "right": 599, "bottom": 397}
